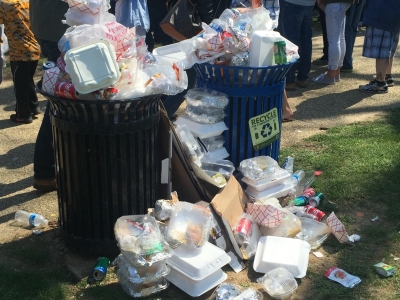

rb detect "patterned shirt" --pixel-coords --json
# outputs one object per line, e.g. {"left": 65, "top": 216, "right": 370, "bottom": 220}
{"left": 0, "top": 0, "right": 40, "bottom": 61}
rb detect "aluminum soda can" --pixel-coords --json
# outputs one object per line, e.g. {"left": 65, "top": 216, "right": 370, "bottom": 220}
{"left": 295, "top": 195, "right": 309, "bottom": 206}
{"left": 234, "top": 217, "right": 252, "bottom": 245}
{"left": 274, "top": 41, "right": 287, "bottom": 65}
{"left": 303, "top": 188, "right": 316, "bottom": 198}
{"left": 55, "top": 82, "right": 78, "bottom": 100}
{"left": 42, "top": 61, "right": 56, "bottom": 70}
{"left": 305, "top": 205, "right": 326, "bottom": 221}
{"left": 91, "top": 257, "right": 110, "bottom": 281}
{"left": 309, "top": 192, "right": 324, "bottom": 207}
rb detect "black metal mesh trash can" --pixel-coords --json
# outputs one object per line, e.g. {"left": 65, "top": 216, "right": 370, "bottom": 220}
{"left": 37, "top": 86, "right": 161, "bottom": 253}
{"left": 194, "top": 62, "right": 293, "bottom": 167}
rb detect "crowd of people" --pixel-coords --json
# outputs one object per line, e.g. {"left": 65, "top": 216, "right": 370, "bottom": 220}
{"left": 0, "top": 0, "right": 399, "bottom": 191}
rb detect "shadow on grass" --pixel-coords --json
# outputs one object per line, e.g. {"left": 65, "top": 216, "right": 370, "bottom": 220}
{"left": 280, "top": 107, "right": 400, "bottom": 300}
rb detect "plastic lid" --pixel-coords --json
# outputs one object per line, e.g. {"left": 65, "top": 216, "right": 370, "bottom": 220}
{"left": 258, "top": 267, "right": 298, "bottom": 299}
{"left": 65, "top": 40, "right": 120, "bottom": 94}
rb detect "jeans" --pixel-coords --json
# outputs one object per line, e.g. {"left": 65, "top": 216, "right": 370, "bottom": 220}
{"left": 280, "top": 2, "right": 313, "bottom": 83}
{"left": 343, "top": 0, "right": 367, "bottom": 69}
{"left": 33, "top": 39, "right": 61, "bottom": 179}
{"left": 325, "top": 3, "right": 350, "bottom": 70}
{"left": 162, "top": 67, "right": 196, "bottom": 117}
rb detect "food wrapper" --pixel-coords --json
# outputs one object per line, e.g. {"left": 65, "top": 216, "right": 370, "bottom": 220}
{"left": 154, "top": 192, "right": 179, "bottom": 221}
{"left": 374, "top": 262, "right": 395, "bottom": 277}
{"left": 246, "top": 204, "right": 287, "bottom": 228}
{"left": 42, "top": 67, "right": 60, "bottom": 95}
{"left": 56, "top": 57, "right": 66, "bottom": 72}
{"left": 326, "top": 212, "right": 352, "bottom": 244}
{"left": 324, "top": 266, "right": 361, "bottom": 288}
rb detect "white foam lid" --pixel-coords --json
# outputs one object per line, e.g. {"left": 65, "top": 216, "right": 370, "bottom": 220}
{"left": 65, "top": 40, "right": 120, "bottom": 94}
{"left": 166, "top": 266, "right": 227, "bottom": 297}
{"left": 245, "top": 180, "right": 293, "bottom": 200}
{"left": 166, "top": 242, "right": 231, "bottom": 281}
{"left": 174, "top": 116, "right": 228, "bottom": 139}
{"left": 253, "top": 236, "right": 310, "bottom": 278}
{"left": 242, "top": 169, "right": 291, "bottom": 192}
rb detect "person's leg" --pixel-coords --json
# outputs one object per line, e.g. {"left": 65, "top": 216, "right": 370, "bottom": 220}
{"left": 28, "top": 60, "right": 39, "bottom": 114}
{"left": 33, "top": 39, "right": 60, "bottom": 189}
{"left": 162, "top": 67, "right": 196, "bottom": 117}
{"left": 279, "top": 2, "right": 305, "bottom": 88}
{"left": 282, "top": 90, "right": 293, "bottom": 121}
{"left": 296, "top": 5, "right": 313, "bottom": 85}
{"left": 10, "top": 61, "right": 38, "bottom": 122}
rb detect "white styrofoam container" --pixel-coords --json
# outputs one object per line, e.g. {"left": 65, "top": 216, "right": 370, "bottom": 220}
{"left": 166, "top": 266, "right": 227, "bottom": 297}
{"left": 65, "top": 40, "right": 120, "bottom": 94}
{"left": 249, "top": 30, "right": 283, "bottom": 67}
{"left": 253, "top": 236, "right": 311, "bottom": 278}
{"left": 245, "top": 180, "right": 293, "bottom": 200}
{"left": 166, "top": 242, "right": 231, "bottom": 281}
{"left": 174, "top": 116, "right": 228, "bottom": 139}
{"left": 152, "top": 43, "right": 191, "bottom": 70}
{"left": 242, "top": 169, "right": 291, "bottom": 192}
{"left": 205, "top": 147, "right": 229, "bottom": 160}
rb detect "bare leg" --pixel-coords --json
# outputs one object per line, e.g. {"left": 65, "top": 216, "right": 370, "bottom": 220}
{"left": 282, "top": 90, "right": 293, "bottom": 120}
{"left": 375, "top": 58, "right": 390, "bottom": 81}
{"left": 386, "top": 56, "right": 394, "bottom": 74}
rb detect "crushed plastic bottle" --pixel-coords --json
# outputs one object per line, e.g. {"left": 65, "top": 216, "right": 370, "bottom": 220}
{"left": 15, "top": 210, "right": 49, "bottom": 227}
{"left": 281, "top": 156, "right": 294, "bottom": 174}
{"left": 291, "top": 170, "right": 305, "bottom": 186}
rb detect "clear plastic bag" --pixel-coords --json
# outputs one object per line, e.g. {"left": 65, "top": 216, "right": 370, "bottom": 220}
{"left": 257, "top": 267, "right": 298, "bottom": 299}
{"left": 238, "top": 156, "right": 279, "bottom": 181}
{"left": 63, "top": 0, "right": 115, "bottom": 26}
{"left": 114, "top": 215, "right": 172, "bottom": 266}
{"left": 232, "top": 213, "right": 261, "bottom": 260}
{"left": 185, "top": 88, "right": 229, "bottom": 109}
{"left": 233, "top": 288, "right": 264, "bottom": 300}
{"left": 113, "top": 255, "right": 170, "bottom": 284}
{"left": 166, "top": 202, "right": 212, "bottom": 248}
{"left": 210, "top": 282, "right": 243, "bottom": 300}
{"left": 200, "top": 135, "right": 225, "bottom": 151}
{"left": 185, "top": 106, "right": 226, "bottom": 124}
{"left": 117, "top": 273, "right": 169, "bottom": 298}
{"left": 175, "top": 124, "right": 204, "bottom": 166}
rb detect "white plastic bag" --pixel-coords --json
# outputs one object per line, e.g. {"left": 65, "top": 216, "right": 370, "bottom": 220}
{"left": 63, "top": 0, "right": 115, "bottom": 26}
{"left": 0, "top": 24, "right": 8, "bottom": 67}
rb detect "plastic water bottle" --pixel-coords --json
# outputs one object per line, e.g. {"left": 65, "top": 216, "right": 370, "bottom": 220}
{"left": 291, "top": 170, "right": 305, "bottom": 185}
{"left": 15, "top": 210, "right": 49, "bottom": 227}
{"left": 281, "top": 156, "right": 294, "bottom": 174}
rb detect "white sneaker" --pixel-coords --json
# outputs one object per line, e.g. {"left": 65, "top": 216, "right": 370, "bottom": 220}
{"left": 312, "top": 73, "right": 335, "bottom": 85}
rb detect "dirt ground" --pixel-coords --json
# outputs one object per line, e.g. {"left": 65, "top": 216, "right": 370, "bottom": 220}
{"left": 0, "top": 26, "right": 399, "bottom": 300}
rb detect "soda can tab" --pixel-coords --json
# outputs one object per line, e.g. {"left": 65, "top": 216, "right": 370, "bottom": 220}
{"left": 91, "top": 257, "right": 110, "bottom": 281}
{"left": 305, "top": 205, "right": 326, "bottom": 222}
{"left": 274, "top": 41, "right": 287, "bottom": 65}
{"left": 309, "top": 192, "right": 324, "bottom": 207}
{"left": 43, "top": 61, "right": 56, "bottom": 70}
{"left": 54, "top": 82, "right": 79, "bottom": 100}
{"left": 374, "top": 263, "right": 395, "bottom": 277}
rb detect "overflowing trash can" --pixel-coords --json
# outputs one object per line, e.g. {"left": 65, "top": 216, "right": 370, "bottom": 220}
{"left": 38, "top": 85, "right": 161, "bottom": 253}
{"left": 194, "top": 62, "right": 293, "bottom": 167}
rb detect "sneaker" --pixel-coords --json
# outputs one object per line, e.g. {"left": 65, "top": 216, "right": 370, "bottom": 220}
{"left": 373, "top": 74, "right": 394, "bottom": 87}
{"left": 285, "top": 82, "right": 296, "bottom": 91}
{"left": 340, "top": 68, "right": 353, "bottom": 73}
{"left": 33, "top": 178, "right": 57, "bottom": 192}
{"left": 31, "top": 107, "right": 41, "bottom": 116}
{"left": 10, "top": 114, "right": 33, "bottom": 124}
{"left": 359, "top": 80, "right": 388, "bottom": 93}
{"left": 312, "top": 56, "right": 328, "bottom": 66}
{"left": 335, "top": 75, "right": 340, "bottom": 82}
{"left": 312, "top": 73, "right": 335, "bottom": 85}
{"left": 295, "top": 79, "right": 308, "bottom": 88}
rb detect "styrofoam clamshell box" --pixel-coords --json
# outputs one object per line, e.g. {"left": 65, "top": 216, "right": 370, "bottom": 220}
{"left": 166, "top": 242, "right": 231, "bottom": 281}
{"left": 166, "top": 266, "right": 227, "bottom": 297}
{"left": 174, "top": 116, "right": 228, "bottom": 139}
{"left": 253, "top": 236, "right": 311, "bottom": 278}
{"left": 242, "top": 169, "right": 291, "bottom": 192}
{"left": 245, "top": 180, "right": 293, "bottom": 200}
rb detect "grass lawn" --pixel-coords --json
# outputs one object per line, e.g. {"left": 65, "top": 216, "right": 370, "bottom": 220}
{"left": 1, "top": 108, "right": 399, "bottom": 300}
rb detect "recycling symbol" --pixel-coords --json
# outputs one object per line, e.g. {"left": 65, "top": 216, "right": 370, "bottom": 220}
{"left": 261, "top": 123, "right": 272, "bottom": 138}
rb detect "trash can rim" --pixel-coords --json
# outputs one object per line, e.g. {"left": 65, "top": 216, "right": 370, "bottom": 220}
{"left": 194, "top": 61, "right": 296, "bottom": 70}
{"left": 36, "top": 83, "right": 162, "bottom": 105}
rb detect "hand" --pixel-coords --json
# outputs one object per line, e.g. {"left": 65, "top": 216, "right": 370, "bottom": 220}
{"left": 317, "top": 0, "right": 324, "bottom": 11}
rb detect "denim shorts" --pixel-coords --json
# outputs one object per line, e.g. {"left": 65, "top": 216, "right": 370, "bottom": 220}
{"left": 362, "top": 26, "right": 400, "bottom": 59}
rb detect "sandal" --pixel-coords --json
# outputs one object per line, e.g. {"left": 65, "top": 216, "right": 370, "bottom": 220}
{"left": 282, "top": 117, "right": 294, "bottom": 123}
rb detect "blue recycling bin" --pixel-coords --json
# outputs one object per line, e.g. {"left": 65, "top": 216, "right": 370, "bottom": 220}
{"left": 194, "top": 62, "right": 294, "bottom": 167}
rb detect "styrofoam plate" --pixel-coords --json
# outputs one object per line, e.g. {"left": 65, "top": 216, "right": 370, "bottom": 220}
{"left": 166, "top": 242, "right": 231, "bottom": 281}
{"left": 174, "top": 116, "right": 228, "bottom": 139}
{"left": 245, "top": 181, "right": 293, "bottom": 200}
{"left": 253, "top": 236, "right": 310, "bottom": 278}
{"left": 166, "top": 266, "right": 227, "bottom": 297}
{"left": 242, "top": 169, "right": 291, "bottom": 192}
